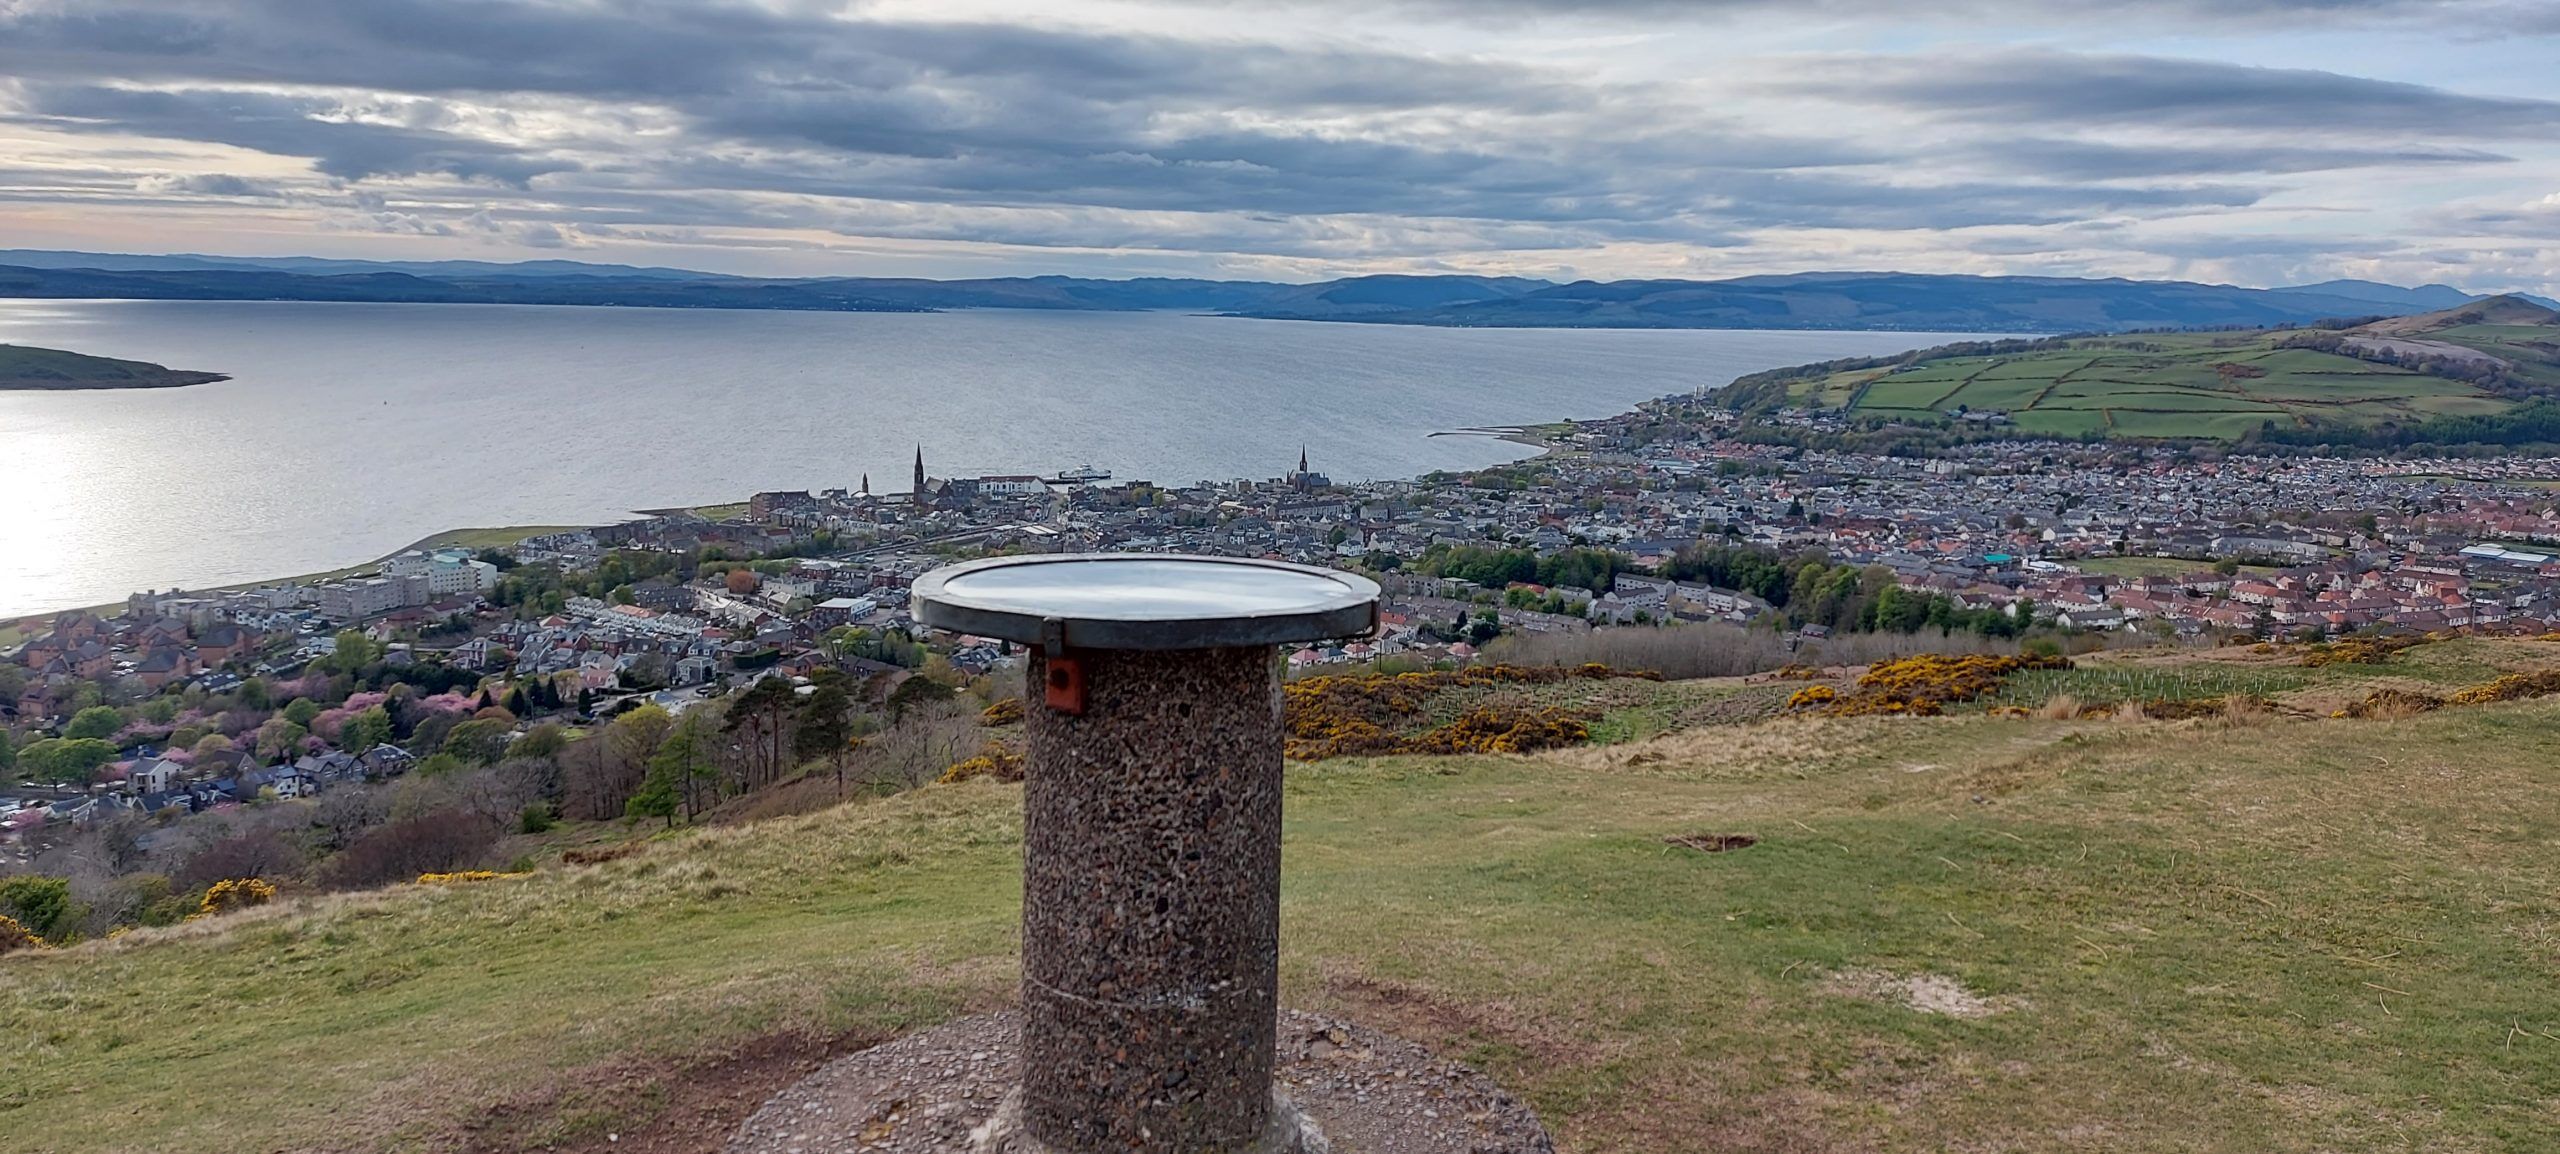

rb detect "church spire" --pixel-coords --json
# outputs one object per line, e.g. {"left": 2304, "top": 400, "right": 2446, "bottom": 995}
{"left": 1298, "top": 444, "right": 1309, "bottom": 473}
{"left": 913, "top": 444, "right": 926, "bottom": 496}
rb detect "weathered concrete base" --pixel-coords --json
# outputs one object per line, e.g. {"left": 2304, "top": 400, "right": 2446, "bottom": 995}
{"left": 968, "top": 1087, "right": 1327, "bottom": 1154}
{"left": 730, "top": 1010, "right": 1555, "bottom": 1154}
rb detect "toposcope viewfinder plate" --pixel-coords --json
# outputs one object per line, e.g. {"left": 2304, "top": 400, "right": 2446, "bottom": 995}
{"left": 910, "top": 554, "right": 1380, "bottom": 650}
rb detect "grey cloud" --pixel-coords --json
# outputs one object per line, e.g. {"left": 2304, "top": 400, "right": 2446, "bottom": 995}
{"left": 14, "top": 83, "right": 576, "bottom": 186}
{"left": 0, "top": 0, "right": 2549, "bottom": 271}
{"left": 137, "top": 172, "right": 286, "bottom": 197}
{"left": 1968, "top": 139, "right": 2511, "bottom": 179}
{"left": 1795, "top": 50, "right": 2560, "bottom": 138}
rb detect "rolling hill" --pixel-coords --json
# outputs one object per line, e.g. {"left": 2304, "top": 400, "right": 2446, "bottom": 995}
{"left": 1, "top": 253, "right": 2543, "bottom": 333}
{"left": 1722, "top": 297, "right": 2560, "bottom": 444}
{"left": 1228, "top": 272, "right": 2480, "bottom": 332}
{"left": 0, "top": 343, "right": 228, "bottom": 390}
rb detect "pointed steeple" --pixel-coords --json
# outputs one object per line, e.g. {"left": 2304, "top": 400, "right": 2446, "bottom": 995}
{"left": 913, "top": 444, "right": 927, "bottom": 498}
{"left": 1298, "top": 445, "right": 1309, "bottom": 473}
{"left": 860, "top": 473, "right": 870, "bottom": 496}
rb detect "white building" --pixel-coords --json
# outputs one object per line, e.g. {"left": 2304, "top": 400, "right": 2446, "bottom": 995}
{"left": 384, "top": 548, "right": 501, "bottom": 595}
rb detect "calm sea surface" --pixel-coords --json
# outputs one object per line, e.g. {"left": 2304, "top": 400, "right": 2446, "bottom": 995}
{"left": 0, "top": 300, "right": 1984, "bottom": 617}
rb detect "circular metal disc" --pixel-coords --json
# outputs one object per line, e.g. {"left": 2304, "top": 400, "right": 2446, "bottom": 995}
{"left": 911, "top": 554, "right": 1380, "bottom": 650}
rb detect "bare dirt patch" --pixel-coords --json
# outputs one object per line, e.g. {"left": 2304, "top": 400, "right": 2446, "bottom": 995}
{"left": 450, "top": 1027, "right": 897, "bottom": 1154}
{"left": 1822, "top": 969, "right": 2023, "bottom": 1019}
{"left": 1666, "top": 833, "right": 1758, "bottom": 853}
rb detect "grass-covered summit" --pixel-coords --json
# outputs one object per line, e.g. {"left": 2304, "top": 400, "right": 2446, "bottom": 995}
{"left": 0, "top": 343, "right": 227, "bottom": 390}
{"left": 7, "top": 639, "right": 2560, "bottom": 1153}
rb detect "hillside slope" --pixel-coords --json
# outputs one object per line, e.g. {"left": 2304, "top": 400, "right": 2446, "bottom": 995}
{"left": 1238, "top": 272, "right": 2420, "bottom": 332}
{"left": 1722, "top": 298, "right": 2560, "bottom": 444}
{"left": 10, "top": 643, "right": 2560, "bottom": 1154}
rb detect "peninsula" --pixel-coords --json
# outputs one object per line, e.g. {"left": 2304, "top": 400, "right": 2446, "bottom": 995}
{"left": 0, "top": 343, "right": 227, "bottom": 390}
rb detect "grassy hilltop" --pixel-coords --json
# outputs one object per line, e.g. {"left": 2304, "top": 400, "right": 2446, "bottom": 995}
{"left": 1729, "top": 296, "right": 2560, "bottom": 443}
{"left": 0, "top": 344, "right": 227, "bottom": 390}
{"left": 8, "top": 641, "right": 2560, "bottom": 1153}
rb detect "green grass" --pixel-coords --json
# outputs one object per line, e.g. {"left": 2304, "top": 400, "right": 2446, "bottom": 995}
{"left": 413, "top": 525, "right": 587, "bottom": 553}
{"left": 1833, "top": 333, "right": 2523, "bottom": 441}
{"left": 14, "top": 672, "right": 2560, "bottom": 1152}
{"left": 2071, "top": 556, "right": 2272, "bottom": 580}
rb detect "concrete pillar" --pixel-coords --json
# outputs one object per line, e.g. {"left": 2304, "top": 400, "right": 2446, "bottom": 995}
{"left": 1018, "top": 645, "right": 1287, "bottom": 1151}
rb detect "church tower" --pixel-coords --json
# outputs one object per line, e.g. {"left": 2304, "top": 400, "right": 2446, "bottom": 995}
{"left": 913, "top": 445, "right": 927, "bottom": 505}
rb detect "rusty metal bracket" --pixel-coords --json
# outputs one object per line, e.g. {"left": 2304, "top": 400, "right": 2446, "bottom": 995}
{"left": 1040, "top": 616, "right": 1087, "bottom": 715}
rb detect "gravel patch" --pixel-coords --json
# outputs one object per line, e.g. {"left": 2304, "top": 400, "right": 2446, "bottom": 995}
{"left": 730, "top": 1009, "right": 1554, "bottom": 1153}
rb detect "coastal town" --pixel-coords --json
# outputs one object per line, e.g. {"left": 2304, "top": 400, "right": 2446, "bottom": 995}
{"left": 12, "top": 396, "right": 2560, "bottom": 857}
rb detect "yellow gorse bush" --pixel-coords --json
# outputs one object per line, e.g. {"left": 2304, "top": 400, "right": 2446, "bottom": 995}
{"left": 1796, "top": 653, "right": 2072, "bottom": 717}
{"left": 979, "top": 698, "right": 1025, "bottom": 727}
{"left": 193, "top": 877, "right": 277, "bottom": 919}
{"left": 416, "top": 871, "right": 530, "bottom": 885}
{"left": 0, "top": 912, "right": 48, "bottom": 955}
{"left": 1281, "top": 663, "right": 1654, "bottom": 760}
{"left": 2445, "top": 669, "right": 2560, "bottom": 707}
{"left": 937, "top": 742, "right": 1027, "bottom": 784}
{"left": 2300, "top": 636, "right": 2421, "bottom": 668}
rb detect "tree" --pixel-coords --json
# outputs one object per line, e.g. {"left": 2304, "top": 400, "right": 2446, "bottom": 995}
{"left": 340, "top": 706, "right": 394, "bottom": 753}
{"left": 607, "top": 704, "right": 672, "bottom": 769}
{"left": 237, "top": 677, "right": 271, "bottom": 710}
{"left": 625, "top": 766, "right": 680, "bottom": 827}
{"left": 650, "top": 711, "right": 723, "bottom": 822}
{"left": 19, "top": 738, "right": 116, "bottom": 785}
{"left": 282, "top": 698, "right": 323, "bottom": 727}
{"left": 191, "top": 732, "right": 236, "bottom": 759}
{"left": 504, "top": 686, "right": 531, "bottom": 717}
{"left": 0, "top": 875, "right": 76, "bottom": 942}
{"left": 795, "top": 676, "right": 856, "bottom": 795}
{"left": 506, "top": 723, "right": 567, "bottom": 761}
{"left": 441, "top": 718, "right": 514, "bottom": 766}
{"left": 254, "top": 717, "right": 310, "bottom": 760}
{"left": 65, "top": 706, "right": 125, "bottom": 742}
{"left": 330, "top": 630, "right": 381, "bottom": 673}
{"left": 723, "top": 677, "right": 798, "bottom": 790}
{"left": 0, "top": 729, "right": 13, "bottom": 774}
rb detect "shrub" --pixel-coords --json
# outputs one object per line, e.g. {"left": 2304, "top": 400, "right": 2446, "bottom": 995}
{"left": 2445, "top": 669, "right": 2560, "bottom": 707}
{"left": 938, "top": 742, "right": 1027, "bottom": 784}
{"left": 0, "top": 913, "right": 47, "bottom": 955}
{"left": 0, "top": 875, "right": 76, "bottom": 942}
{"left": 1405, "top": 705, "right": 1594, "bottom": 755}
{"left": 178, "top": 829, "right": 305, "bottom": 888}
{"left": 1799, "top": 653, "right": 2073, "bottom": 717}
{"left": 416, "top": 870, "right": 524, "bottom": 885}
{"left": 2333, "top": 688, "right": 2448, "bottom": 719}
{"left": 195, "top": 877, "right": 277, "bottom": 918}
{"left": 519, "top": 802, "right": 558, "bottom": 834}
{"left": 321, "top": 809, "right": 501, "bottom": 890}
{"left": 979, "top": 698, "right": 1025, "bottom": 727}
{"left": 2301, "top": 636, "right": 2422, "bottom": 668}
{"left": 1280, "top": 664, "right": 1644, "bottom": 760}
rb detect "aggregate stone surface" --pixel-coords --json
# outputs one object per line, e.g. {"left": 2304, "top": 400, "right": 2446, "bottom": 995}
{"left": 728, "top": 1010, "right": 1556, "bottom": 1154}
{"left": 1019, "top": 645, "right": 1286, "bottom": 1149}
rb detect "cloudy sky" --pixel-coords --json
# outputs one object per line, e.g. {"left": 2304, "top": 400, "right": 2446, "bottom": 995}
{"left": 2, "top": 0, "right": 2557, "bottom": 291}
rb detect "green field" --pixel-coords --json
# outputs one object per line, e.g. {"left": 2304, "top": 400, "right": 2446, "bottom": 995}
{"left": 13, "top": 647, "right": 2560, "bottom": 1153}
{"left": 1793, "top": 330, "right": 2513, "bottom": 441}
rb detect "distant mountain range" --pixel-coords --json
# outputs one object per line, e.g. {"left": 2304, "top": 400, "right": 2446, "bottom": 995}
{"left": 3, "top": 251, "right": 2553, "bottom": 334}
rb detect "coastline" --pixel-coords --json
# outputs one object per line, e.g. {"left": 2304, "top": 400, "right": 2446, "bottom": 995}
{"left": 1, "top": 423, "right": 1592, "bottom": 634}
